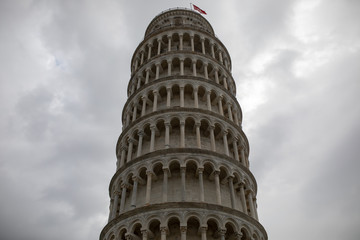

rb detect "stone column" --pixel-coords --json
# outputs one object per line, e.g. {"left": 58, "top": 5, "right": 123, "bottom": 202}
{"left": 155, "top": 63, "right": 160, "bottom": 79}
{"left": 181, "top": 167, "right": 186, "bottom": 201}
{"left": 167, "top": 59, "right": 172, "bottom": 76}
{"left": 240, "top": 147, "right": 246, "bottom": 166}
{"left": 137, "top": 76, "right": 141, "bottom": 89}
{"left": 194, "top": 86, "right": 199, "bottom": 108}
{"left": 141, "top": 96, "right": 147, "bottom": 116}
{"left": 235, "top": 232, "right": 243, "bottom": 240}
{"left": 147, "top": 44, "right": 152, "bottom": 60}
{"left": 131, "top": 83, "right": 135, "bottom": 95}
{"left": 206, "top": 90, "right": 212, "bottom": 111}
{"left": 201, "top": 227, "right": 207, "bottom": 240}
{"left": 198, "top": 168, "right": 204, "bottom": 202}
{"left": 228, "top": 176, "right": 236, "bottom": 208}
{"left": 180, "top": 226, "right": 187, "bottom": 240}
{"left": 119, "top": 184, "right": 127, "bottom": 213}
{"left": 195, "top": 122, "right": 201, "bottom": 148}
{"left": 214, "top": 170, "right": 221, "bottom": 204}
{"left": 214, "top": 68, "right": 219, "bottom": 84}
{"left": 219, "top": 230, "right": 226, "bottom": 240}
{"left": 112, "top": 191, "right": 120, "bottom": 219}
{"left": 192, "top": 60, "right": 197, "bottom": 76}
{"left": 218, "top": 96, "right": 224, "bottom": 116}
{"left": 239, "top": 183, "right": 247, "bottom": 213}
{"left": 247, "top": 190, "right": 256, "bottom": 219}
{"left": 210, "top": 42, "right": 215, "bottom": 58}
{"left": 253, "top": 197, "right": 259, "bottom": 220}
{"left": 160, "top": 227, "right": 167, "bottom": 240}
{"left": 167, "top": 35, "right": 172, "bottom": 51}
{"left": 140, "top": 51, "right": 144, "bottom": 64}
{"left": 145, "top": 68, "right": 150, "bottom": 84}
{"left": 145, "top": 171, "right": 152, "bottom": 205}
{"left": 180, "top": 121, "right": 185, "bottom": 148}
{"left": 132, "top": 104, "right": 137, "bottom": 121}
{"left": 162, "top": 168, "right": 168, "bottom": 202}
{"left": 150, "top": 125, "right": 156, "bottom": 152}
{"left": 219, "top": 51, "right": 223, "bottom": 64}
{"left": 125, "top": 112, "right": 131, "bottom": 127}
{"left": 141, "top": 230, "right": 148, "bottom": 240}
{"left": 223, "top": 77, "right": 228, "bottom": 89}
{"left": 204, "top": 63, "right": 208, "bottom": 79}
{"left": 180, "top": 59, "right": 184, "bottom": 75}
{"left": 223, "top": 131, "right": 229, "bottom": 156}
{"left": 234, "top": 111, "right": 240, "bottom": 126}
{"left": 179, "top": 34, "right": 183, "bottom": 50}
{"left": 153, "top": 90, "right": 158, "bottom": 112}
{"left": 157, "top": 38, "right": 162, "bottom": 55}
{"left": 190, "top": 35, "right": 194, "bottom": 51}
{"left": 119, "top": 146, "right": 126, "bottom": 167}
{"left": 209, "top": 125, "right": 216, "bottom": 151}
{"left": 232, "top": 138, "right": 239, "bottom": 162}
{"left": 227, "top": 103, "right": 233, "bottom": 121}
{"left": 201, "top": 38, "right": 205, "bottom": 54}
{"left": 180, "top": 86, "right": 184, "bottom": 107}
{"left": 166, "top": 87, "right": 171, "bottom": 108}
{"left": 134, "top": 58, "right": 138, "bottom": 71}
{"left": 127, "top": 138, "right": 134, "bottom": 163}
{"left": 165, "top": 122, "right": 170, "bottom": 149}
{"left": 108, "top": 199, "right": 113, "bottom": 221}
{"left": 137, "top": 131, "right": 144, "bottom": 157}
{"left": 131, "top": 176, "right": 138, "bottom": 208}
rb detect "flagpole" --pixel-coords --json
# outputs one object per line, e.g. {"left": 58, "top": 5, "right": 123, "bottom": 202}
{"left": 190, "top": 3, "right": 192, "bottom": 10}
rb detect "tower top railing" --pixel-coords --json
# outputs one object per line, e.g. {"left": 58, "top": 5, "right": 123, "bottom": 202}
{"left": 144, "top": 7, "right": 215, "bottom": 37}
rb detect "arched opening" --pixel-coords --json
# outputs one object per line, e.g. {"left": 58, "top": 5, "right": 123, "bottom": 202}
{"left": 225, "top": 222, "right": 236, "bottom": 240}
{"left": 158, "top": 85, "right": 167, "bottom": 111}
{"left": 118, "top": 228, "right": 127, "bottom": 240}
{"left": 183, "top": 32, "right": 191, "bottom": 51}
{"left": 169, "top": 117, "right": 180, "bottom": 148}
{"left": 184, "top": 117, "right": 196, "bottom": 148}
{"left": 152, "top": 162, "right": 164, "bottom": 204}
{"left": 132, "top": 223, "right": 143, "bottom": 239}
{"left": 206, "top": 219, "right": 219, "bottom": 240}
{"left": 187, "top": 217, "right": 200, "bottom": 239}
{"left": 142, "top": 123, "right": 151, "bottom": 155}
{"left": 203, "top": 162, "right": 216, "bottom": 204}
{"left": 155, "top": 120, "right": 165, "bottom": 150}
{"left": 168, "top": 160, "right": 181, "bottom": 202}
{"left": 184, "top": 84, "right": 194, "bottom": 108}
{"left": 200, "top": 119, "right": 210, "bottom": 150}
{"left": 148, "top": 219, "right": 161, "bottom": 240}
{"left": 167, "top": 217, "right": 181, "bottom": 240}
{"left": 185, "top": 161, "right": 198, "bottom": 202}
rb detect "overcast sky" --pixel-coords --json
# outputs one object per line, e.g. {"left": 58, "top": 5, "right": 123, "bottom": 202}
{"left": 0, "top": 0, "right": 359, "bottom": 240}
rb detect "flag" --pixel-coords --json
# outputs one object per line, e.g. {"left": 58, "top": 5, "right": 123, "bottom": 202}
{"left": 192, "top": 4, "right": 207, "bottom": 15}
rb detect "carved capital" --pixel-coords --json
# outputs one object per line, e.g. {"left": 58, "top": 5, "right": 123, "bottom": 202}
{"left": 160, "top": 226, "right": 168, "bottom": 234}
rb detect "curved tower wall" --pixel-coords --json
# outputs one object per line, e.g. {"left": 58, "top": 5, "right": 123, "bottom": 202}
{"left": 100, "top": 8, "right": 267, "bottom": 240}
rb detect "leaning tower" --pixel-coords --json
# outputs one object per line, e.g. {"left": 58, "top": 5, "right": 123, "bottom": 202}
{"left": 100, "top": 8, "right": 267, "bottom": 240}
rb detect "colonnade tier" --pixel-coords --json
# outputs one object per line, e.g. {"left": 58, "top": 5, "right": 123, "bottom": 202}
{"left": 101, "top": 203, "right": 267, "bottom": 240}
{"left": 116, "top": 108, "right": 250, "bottom": 168}
{"left": 128, "top": 51, "right": 236, "bottom": 97}
{"left": 122, "top": 77, "right": 242, "bottom": 129}
{"left": 107, "top": 149, "right": 258, "bottom": 219}
{"left": 110, "top": 149, "right": 257, "bottom": 193}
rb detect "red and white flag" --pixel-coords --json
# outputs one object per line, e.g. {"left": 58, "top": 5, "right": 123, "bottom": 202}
{"left": 192, "top": 4, "right": 207, "bottom": 15}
